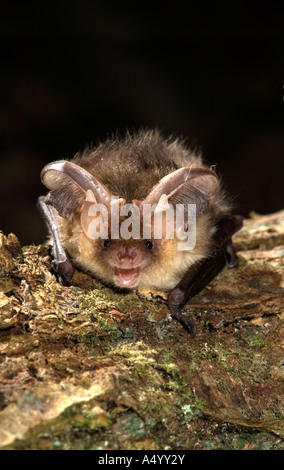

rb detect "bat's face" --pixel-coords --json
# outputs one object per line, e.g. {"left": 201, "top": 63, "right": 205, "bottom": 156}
{"left": 98, "top": 238, "right": 157, "bottom": 288}
{"left": 69, "top": 220, "right": 208, "bottom": 292}
{"left": 75, "top": 194, "right": 201, "bottom": 290}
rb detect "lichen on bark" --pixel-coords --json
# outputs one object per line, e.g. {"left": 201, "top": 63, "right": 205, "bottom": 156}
{"left": 0, "top": 211, "right": 283, "bottom": 450}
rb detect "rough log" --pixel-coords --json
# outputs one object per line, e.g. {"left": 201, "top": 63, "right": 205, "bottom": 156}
{"left": 0, "top": 210, "right": 283, "bottom": 450}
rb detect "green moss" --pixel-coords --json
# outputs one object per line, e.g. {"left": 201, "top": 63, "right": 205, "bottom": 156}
{"left": 108, "top": 339, "right": 206, "bottom": 420}
{"left": 74, "top": 291, "right": 118, "bottom": 332}
{"left": 242, "top": 332, "right": 267, "bottom": 348}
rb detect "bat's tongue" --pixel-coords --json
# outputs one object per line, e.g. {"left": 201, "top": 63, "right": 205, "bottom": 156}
{"left": 114, "top": 267, "right": 140, "bottom": 287}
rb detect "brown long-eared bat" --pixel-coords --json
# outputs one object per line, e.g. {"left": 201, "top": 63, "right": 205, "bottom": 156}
{"left": 38, "top": 129, "right": 243, "bottom": 335}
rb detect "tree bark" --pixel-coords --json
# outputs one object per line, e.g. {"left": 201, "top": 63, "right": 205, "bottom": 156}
{"left": 0, "top": 211, "right": 283, "bottom": 450}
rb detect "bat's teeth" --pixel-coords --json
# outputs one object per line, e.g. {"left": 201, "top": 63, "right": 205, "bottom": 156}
{"left": 114, "top": 267, "right": 140, "bottom": 287}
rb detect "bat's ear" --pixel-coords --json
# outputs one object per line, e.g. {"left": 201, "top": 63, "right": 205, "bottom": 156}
{"left": 40, "top": 161, "right": 111, "bottom": 222}
{"left": 142, "top": 166, "right": 218, "bottom": 217}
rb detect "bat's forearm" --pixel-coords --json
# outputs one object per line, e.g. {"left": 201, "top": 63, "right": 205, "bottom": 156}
{"left": 37, "top": 196, "right": 75, "bottom": 282}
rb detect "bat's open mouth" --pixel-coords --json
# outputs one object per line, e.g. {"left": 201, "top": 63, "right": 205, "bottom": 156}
{"left": 114, "top": 267, "right": 140, "bottom": 287}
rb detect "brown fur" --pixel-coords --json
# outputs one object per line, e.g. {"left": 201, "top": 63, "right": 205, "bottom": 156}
{"left": 43, "top": 129, "right": 232, "bottom": 291}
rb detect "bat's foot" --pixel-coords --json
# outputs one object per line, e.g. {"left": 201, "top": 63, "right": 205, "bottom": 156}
{"left": 225, "top": 239, "right": 239, "bottom": 269}
{"left": 173, "top": 311, "right": 197, "bottom": 337}
{"left": 54, "top": 259, "right": 75, "bottom": 285}
{"left": 168, "top": 288, "right": 197, "bottom": 336}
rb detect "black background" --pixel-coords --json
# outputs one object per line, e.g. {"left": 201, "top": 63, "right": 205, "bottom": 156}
{"left": 1, "top": 1, "right": 283, "bottom": 245}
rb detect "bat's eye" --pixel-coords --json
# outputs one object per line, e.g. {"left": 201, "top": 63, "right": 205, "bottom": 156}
{"left": 102, "top": 239, "right": 111, "bottom": 249}
{"left": 145, "top": 240, "right": 154, "bottom": 251}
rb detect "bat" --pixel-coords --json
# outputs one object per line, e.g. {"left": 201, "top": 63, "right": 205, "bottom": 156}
{"left": 38, "top": 129, "right": 243, "bottom": 335}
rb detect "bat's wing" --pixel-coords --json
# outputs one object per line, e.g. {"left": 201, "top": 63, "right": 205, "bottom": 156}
{"left": 168, "top": 214, "right": 243, "bottom": 335}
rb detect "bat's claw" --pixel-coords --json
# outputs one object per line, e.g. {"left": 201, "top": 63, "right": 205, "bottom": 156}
{"left": 224, "top": 239, "right": 239, "bottom": 269}
{"left": 53, "top": 259, "right": 75, "bottom": 285}
{"left": 168, "top": 288, "right": 197, "bottom": 336}
{"left": 172, "top": 311, "right": 197, "bottom": 336}
{"left": 180, "top": 315, "right": 197, "bottom": 336}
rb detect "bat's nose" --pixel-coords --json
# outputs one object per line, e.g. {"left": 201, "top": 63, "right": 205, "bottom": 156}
{"left": 116, "top": 247, "right": 137, "bottom": 263}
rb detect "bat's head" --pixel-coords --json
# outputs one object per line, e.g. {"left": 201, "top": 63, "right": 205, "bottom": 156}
{"left": 40, "top": 160, "right": 218, "bottom": 289}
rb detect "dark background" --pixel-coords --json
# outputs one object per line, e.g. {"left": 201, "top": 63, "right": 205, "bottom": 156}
{"left": 1, "top": 1, "right": 283, "bottom": 245}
